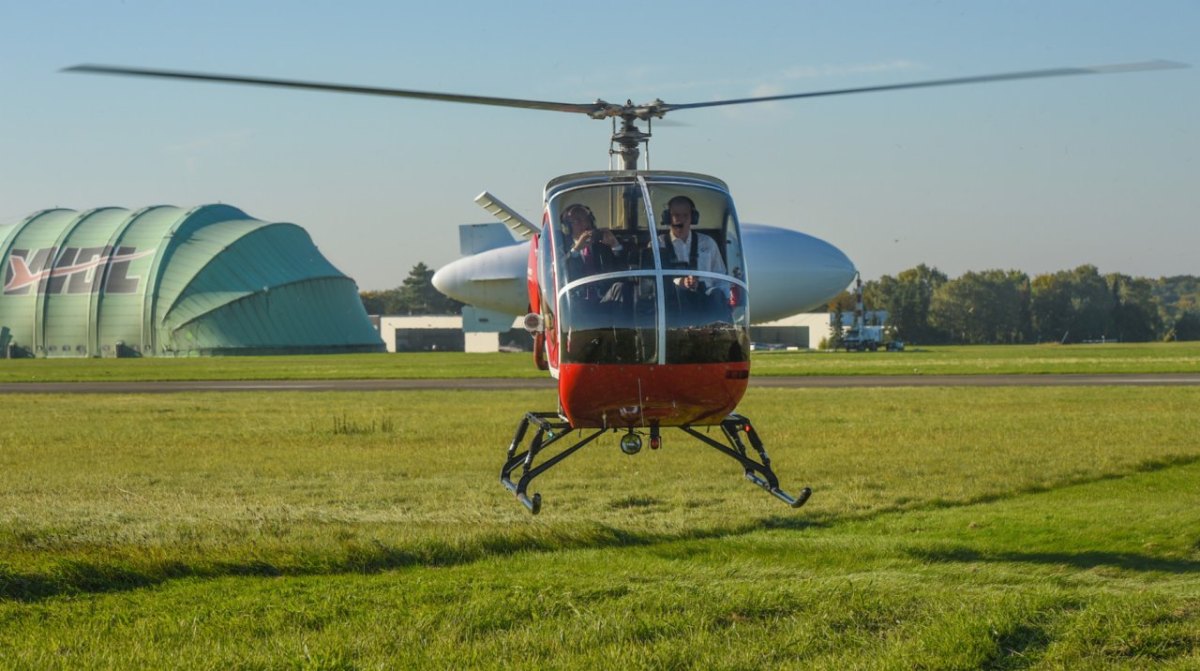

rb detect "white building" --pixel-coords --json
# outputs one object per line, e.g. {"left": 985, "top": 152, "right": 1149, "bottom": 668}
{"left": 371, "top": 311, "right": 529, "bottom": 353}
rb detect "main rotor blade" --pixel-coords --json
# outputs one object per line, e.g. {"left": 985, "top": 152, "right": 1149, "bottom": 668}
{"left": 63, "top": 64, "right": 601, "bottom": 115}
{"left": 660, "top": 60, "right": 1189, "bottom": 112}
{"left": 66, "top": 60, "right": 1187, "bottom": 121}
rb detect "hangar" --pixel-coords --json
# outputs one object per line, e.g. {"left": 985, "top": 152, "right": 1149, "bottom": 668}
{"left": 0, "top": 204, "right": 383, "bottom": 357}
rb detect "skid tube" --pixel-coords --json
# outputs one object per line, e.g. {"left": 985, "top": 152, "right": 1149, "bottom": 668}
{"left": 500, "top": 411, "right": 811, "bottom": 514}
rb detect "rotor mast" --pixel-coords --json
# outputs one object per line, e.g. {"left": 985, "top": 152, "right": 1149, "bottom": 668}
{"left": 612, "top": 114, "right": 649, "bottom": 170}
{"left": 587, "top": 99, "right": 665, "bottom": 171}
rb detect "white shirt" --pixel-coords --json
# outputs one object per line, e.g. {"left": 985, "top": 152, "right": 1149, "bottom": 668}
{"left": 661, "top": 230, "right": 728, "bottom": 295}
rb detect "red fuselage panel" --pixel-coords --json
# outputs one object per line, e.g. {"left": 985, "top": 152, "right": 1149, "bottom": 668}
{"left": 558, "top": 362, "right": 749, "bottom": 428}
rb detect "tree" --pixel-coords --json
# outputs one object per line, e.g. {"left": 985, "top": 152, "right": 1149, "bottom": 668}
{"left": 1167, "top": 311, "right": 1200, "bottom": 341}
{"left": 870, "top": 264, "right": 948, "bottom": 344}
{"left": 1030, "top": 265, "right": 1113, "bottom": 343}
{"left": 1067, "top": 265, "right": 1114, "bottom": 341}
{"left": 359, "top": 263, "right": 464, "bottom": 315}
{"left": 1107, "top": 273, "right": 1161, "bottom": 342}
{"left": 400, "top": 263, "right": 437, "bottom": 313}
{"left": 826, "top": 288, "right": 857, "bottom": 313}
{"left": 359, "top": 288, "right": 406, "bottom": 315}
{"left": 1030, "top": 272, "right": 1074, "bottom": 343}
{"left": 1153, "top": 275, "right": 1200, "bottom": 334}
{"left": 826, "top": 303, "right": 846, "bottom": 350}
{"left": 929, "top": 270, "right": 1029, "bottom": 344}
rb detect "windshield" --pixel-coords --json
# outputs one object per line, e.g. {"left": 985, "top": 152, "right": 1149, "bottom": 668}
{"left": 549, "top": 176, "right": 750, "bottom": 366}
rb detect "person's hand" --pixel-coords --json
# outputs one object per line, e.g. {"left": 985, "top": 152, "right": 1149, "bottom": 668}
{"left": 572, "top": 230, "right": 593, "bottom": 252}
{"left": 599, "top": 229, "right": 618, "bottom": 248}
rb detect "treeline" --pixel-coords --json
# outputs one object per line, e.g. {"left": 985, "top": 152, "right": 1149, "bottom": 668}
{"left": 359, "top": 262, "right": 464, "bottom": 315}
{"left": 366, "top": 261, "right": 1200, "bottom": 343}
{"left": 833, "top": 264, "right": 1200, "bottom": 344}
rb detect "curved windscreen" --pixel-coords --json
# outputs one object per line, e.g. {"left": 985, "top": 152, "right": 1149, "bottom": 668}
{"left": 549, "top": 176, "right": 750, "bottom": 366}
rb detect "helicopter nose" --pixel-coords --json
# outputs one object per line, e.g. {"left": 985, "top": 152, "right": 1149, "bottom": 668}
{"left": 741, "top": 223, "right": 857, "bottom": 323}
{"left": 431, "top": 243, "right": 530, "bottom": 316}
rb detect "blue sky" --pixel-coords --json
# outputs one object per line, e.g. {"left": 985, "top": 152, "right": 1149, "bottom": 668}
{"left": 2, "top": 1, "right": 1196, "bottom": 290}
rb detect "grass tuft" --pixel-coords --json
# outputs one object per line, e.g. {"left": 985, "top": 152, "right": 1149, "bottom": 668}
{"left": 330, "top": 414, "right": 395, "bottom": 435}
{"left": 607, "top": 495, "right": 662, "bottom": 510}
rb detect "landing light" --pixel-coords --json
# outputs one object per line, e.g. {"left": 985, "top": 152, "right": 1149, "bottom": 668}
{"left": 523, "top": 313, "right": 544, "bottom": 333}
{"left": 620, "top": 432, "right": 643, "bottom": 455}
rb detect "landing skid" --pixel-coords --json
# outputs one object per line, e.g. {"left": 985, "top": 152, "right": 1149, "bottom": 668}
{"left": 500, "top": 412, "right": 812, "bottom": 514}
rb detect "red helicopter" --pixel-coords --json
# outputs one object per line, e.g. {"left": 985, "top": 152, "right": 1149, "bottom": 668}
{"left": 67, "top": 60, "right": 1184, "bottom": 513}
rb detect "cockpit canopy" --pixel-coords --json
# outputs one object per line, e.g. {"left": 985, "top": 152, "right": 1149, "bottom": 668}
{"left": 540, "top": 172, "right": 750, "bottom": 366}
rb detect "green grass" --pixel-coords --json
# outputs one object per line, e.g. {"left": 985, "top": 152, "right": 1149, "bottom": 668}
{"left": 0, "top": 352, "right": 542, "bottom": 383}
{"left": 0, "top": 386, "right": 1197, "bottom": 667}
{"left": 2, "top": 341, "right": 1199, "bottom": 382}
{"left": 752, "top": 340, "right": 1200, "bottom": 376}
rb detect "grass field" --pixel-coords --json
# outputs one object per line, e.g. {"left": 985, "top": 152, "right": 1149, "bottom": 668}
{"left": 0, "top": 380, "right": 1197, "bottom": 667}
{"left": 754, "top": 340, "right": 1200, "bottom": 376}
{"left": 0, "top": 341, "right": 1198, "bottom": 383}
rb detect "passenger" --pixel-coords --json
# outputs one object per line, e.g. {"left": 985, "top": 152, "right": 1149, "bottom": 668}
{"left": 561, "top": 203, "right": 624, "bottom": 280}
{"left": 659, "top": 195, "right": 728, "bottom": 310}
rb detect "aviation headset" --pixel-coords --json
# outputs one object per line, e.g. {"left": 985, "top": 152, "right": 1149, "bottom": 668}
{"left": 662, "top": 195, "right": 700, "bottom": 228}
{"left": 559, "top": 203, "right": 596, "bottom": 235}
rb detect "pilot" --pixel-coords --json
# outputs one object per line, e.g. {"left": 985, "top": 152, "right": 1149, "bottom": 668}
{"left": 562, "top": 203, "right": 623, "bottom": 280}
{"left": 659, "top": 195, "right": 728, "bottom": 304}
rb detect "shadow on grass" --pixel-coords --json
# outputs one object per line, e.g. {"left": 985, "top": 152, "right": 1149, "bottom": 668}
{"left": 3, "top": 456, "right": 1191, "bottom": 604}
{"left": 909, "top": 546, "right": 1200, "bottom": 575}
{"left": 0, "top": 517, "right": 827, "bottom": 603}
{"left": 827, "top": 453, "right": 1200, "bottom": 526}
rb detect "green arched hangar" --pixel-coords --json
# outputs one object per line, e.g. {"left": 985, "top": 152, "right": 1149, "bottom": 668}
{"left": 0, "top": 204, "right": 383, "bottom": 357}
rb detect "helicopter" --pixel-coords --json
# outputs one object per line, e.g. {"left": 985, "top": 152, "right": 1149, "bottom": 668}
{"left": 66, "top": 60, "right": 1185, "bottom": 514}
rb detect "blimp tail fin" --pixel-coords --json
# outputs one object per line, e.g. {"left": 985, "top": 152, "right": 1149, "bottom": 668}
{"left": 475, "top": 191, "right": 539, "bottom": 240}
